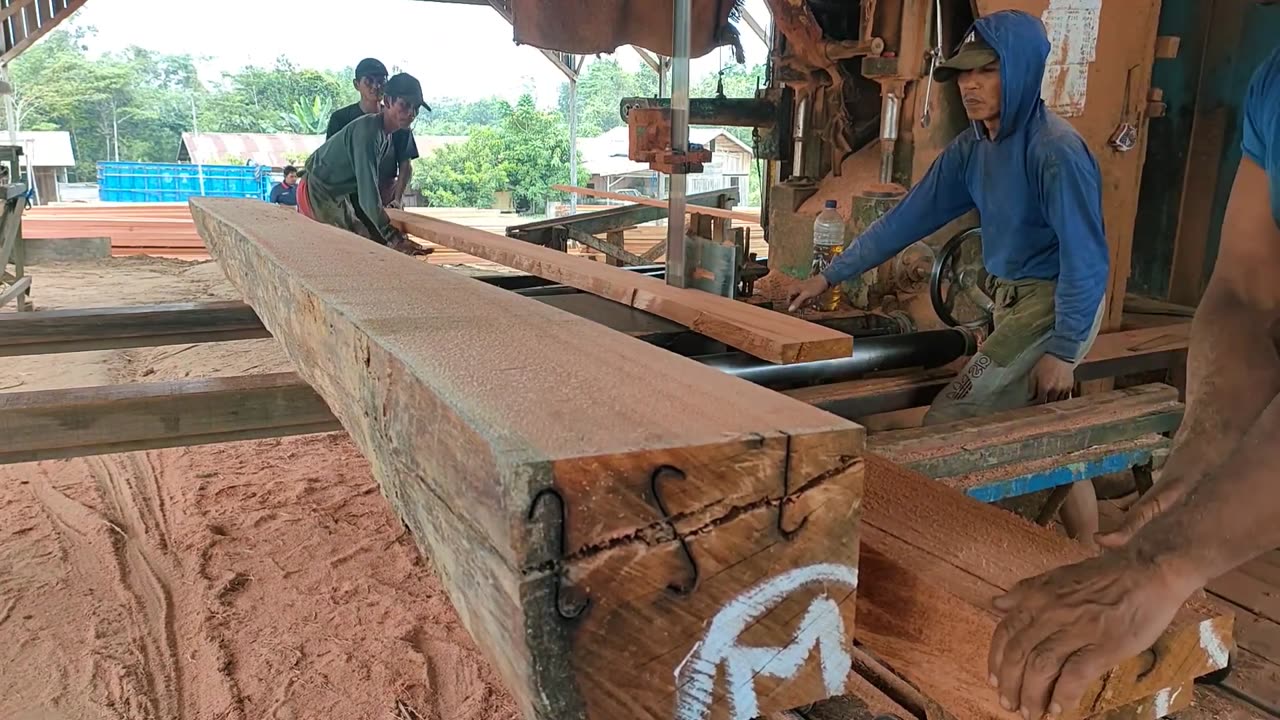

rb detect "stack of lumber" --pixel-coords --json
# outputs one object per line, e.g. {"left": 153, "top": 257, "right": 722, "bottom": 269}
{"left": 189, "top": 198, "right": 866, "bottom": 719}
{"left": 25, "top": 203, "right": 204, "bottom": 257}
{"left": 22, "top": 202, "right": 762, "bottom": 268}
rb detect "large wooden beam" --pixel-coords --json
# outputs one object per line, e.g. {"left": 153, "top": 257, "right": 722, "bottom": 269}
{"left": 190, "top": 198, "right": 866, "bottom": 720}
{"left": 388, "top": 209, "right": 853, "bottom": 364}
{"left": 859, "top": 455, "right": 1234, "bottom": 719}
{"left": 0, "top": 372, "right": 340, "bottom": 464}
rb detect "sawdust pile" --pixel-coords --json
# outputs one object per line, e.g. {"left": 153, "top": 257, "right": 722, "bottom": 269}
{"left": 752, "top": 269, "right": 799, "bottom": 305}
{"left": 0, "top": 257, "right": 520, "bottom": 720}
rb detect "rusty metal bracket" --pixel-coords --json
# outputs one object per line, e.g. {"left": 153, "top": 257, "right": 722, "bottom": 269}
{"left": 527, "top": 487, "right": 591, "bottom": 621}
{"left": 650, "top": 465, "right": 700, "bottom": 595}
{"left": 778, "top": 436, "right": 811, "bottom": 540}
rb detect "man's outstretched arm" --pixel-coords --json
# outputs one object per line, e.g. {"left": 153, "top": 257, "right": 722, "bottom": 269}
{"left": 1100, "top": 157, "right": 1280, "bottom": 544}
{"left": 985, "top": 157, "right": 1280, "bottom": 720}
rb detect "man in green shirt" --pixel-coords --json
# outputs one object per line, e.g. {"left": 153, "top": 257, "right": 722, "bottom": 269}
{"left": 297, "top": 73, "right": 427, "bottom": 254}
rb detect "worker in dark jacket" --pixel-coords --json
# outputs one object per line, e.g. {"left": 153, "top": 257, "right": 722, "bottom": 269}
{"left": 987, "top": 31, "right": 1280, "bottom": 720}
{"left": 269, "top": 165, "right": 299, "bottom": 207}
{"left": 789, "top": 10, "right": 1109, "bottom": 543}
{"left": 325, "top": 57, "right": 426, "bottom": 210}
{"left": 297, "top": 73, "right": 427, "bottom": 254}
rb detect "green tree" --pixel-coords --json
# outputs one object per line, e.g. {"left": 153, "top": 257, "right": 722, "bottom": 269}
{"left": 281, "top": 96, "right": 335, "bottom": 134}
{"left": 200, "top": 58, "right": 351, "bottom": 134}
{"left": 417, "top": 96, "right": 513, "bottom": 135}
{"left": 414, "top": 94, "right": 587, "bottom": 213}
{"left": 557, "top": 58, "right": 658, "bottom": 137}
{"left": 6, "top": 30, "right": 201, "bottom": 179}
{"left": 413, "top": 128, "right": 505, "bottom": 207}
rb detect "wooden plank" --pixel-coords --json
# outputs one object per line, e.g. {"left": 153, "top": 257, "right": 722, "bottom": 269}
{"left": 1154, "top": 35, "right": 1182, "bottom": 59}
{"left": 0, "top": 372, "right": 340, "bottom": 464}
{"left": 1178, "top": 684, "right": 1276, "bottom": 720}
{"left": 868, "top": 384, "right": 1183, "bottom": 478}
{"left": 1209, "top": 570, "right": 1280, "bottom": 627}
{"left": 640, "top": 237, "right": 669, "bottom": 262}
{"left": 0, "top": 273, "right": 30, "bottom": 309}
{"left": 1095, "top": 682, "right": 1192, "bottom": 719}
{"left": 0, "top": 301, "right": 270, "bottom": 356}
{"left": 858, "top": 454, "right": 1234, "bottom": 720}
{"left": 191, "top": 198, "right": 867, "bottom": 720}
{"left": 1167, "top": 4, "right": 1245, "bottom": 305}
{"left": 938, "top": 434, "right": 1167, "bottom": 504}
{"left": 389, "top": 208, "right": 853, "bottom": 364}
{"left": 553, "top": 184, "right": 762, "bottom": 223}
{"left": 567, "top": 227, "right": 648, "bottom": 266}
{"left": 0, "top": 0, "right": 86, "bottom": 64}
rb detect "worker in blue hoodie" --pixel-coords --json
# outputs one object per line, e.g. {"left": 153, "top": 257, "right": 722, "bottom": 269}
{"left": 988, "top": 12, "right": 1280, "bottom": 720}
{"left": 788, "top": 10, "right": 1109, "bottom": 542}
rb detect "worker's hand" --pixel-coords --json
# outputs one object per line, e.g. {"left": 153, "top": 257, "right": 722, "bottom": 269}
{"left": 787, "top": 275, "right": 830, "bottom": 312}
{"left": 1096, "top": 460, "right": 1201, "bottom": 549}
{"left": 1030, "top": 354, "right": 1076, "bottom": 403}
{"left": 989, "top": 550, "right": 1202, "bottom": 719}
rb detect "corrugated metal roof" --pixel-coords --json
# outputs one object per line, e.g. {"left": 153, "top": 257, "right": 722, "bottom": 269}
{"left": 0, "top": 131, "right": 75, "bottom": 167}
{"left": 179, "top": 132, "right": 324, "bottom": 167}
{"left": 178, "top": 132, "right": 467, "bottom": 168}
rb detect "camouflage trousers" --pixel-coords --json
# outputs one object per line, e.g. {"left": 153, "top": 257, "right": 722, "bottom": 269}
{"left": 923, "top": 278, "right": 1106, "bottom": 425}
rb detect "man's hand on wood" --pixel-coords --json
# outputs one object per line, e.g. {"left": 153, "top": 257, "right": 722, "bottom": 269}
{"left": 787, "top": 275, "right": 830, "bottom": 312}
{"left": 988, "top": 551, "right": 1200, "bottom": 719}
{"left": 1031, "top": 355, "right": 1076, "bottom": 403}
{"left": 1096, "top": 465, "right": 1198, "bottom": 548}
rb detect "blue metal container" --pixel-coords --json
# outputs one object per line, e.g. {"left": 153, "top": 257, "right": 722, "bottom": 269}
{"left": 96, "top": 162, "right": 273, "bottom": 203}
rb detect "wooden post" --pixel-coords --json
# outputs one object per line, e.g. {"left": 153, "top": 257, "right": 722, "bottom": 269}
{"left": 605, "top": 229, "right": 626, "bottom": 266}
{"left": 190, "top": 199, "right": 866, "bottom": 720}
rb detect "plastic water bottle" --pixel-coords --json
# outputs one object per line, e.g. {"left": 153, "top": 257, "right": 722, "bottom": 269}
{"left": 811, "top": 200, "right": 846, "bottom": 311}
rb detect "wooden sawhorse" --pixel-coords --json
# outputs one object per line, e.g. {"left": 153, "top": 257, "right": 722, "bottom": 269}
{"left": 0, "top": 183, "right": 30, "bottom": 311}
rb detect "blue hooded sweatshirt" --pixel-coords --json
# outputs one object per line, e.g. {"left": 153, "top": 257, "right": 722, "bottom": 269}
{"left": 822, "top": 10, "right": 1109, "bottom": 362}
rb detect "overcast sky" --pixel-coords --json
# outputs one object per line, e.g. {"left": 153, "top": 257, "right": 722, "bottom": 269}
{"left": 70, "top": 0, "right": 773, "bottom": 108}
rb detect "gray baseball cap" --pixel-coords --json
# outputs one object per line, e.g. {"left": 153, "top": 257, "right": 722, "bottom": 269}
{"left": 933, "top": 34, "right": 999, "bottom": 82}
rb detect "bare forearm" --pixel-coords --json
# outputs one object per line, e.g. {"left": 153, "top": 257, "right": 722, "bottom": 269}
{"left": 1164, "top": 282, "right": 1280, "bottom": 477}
{"left": 1135, "top": 391, "right": 1280, "bottom": 585}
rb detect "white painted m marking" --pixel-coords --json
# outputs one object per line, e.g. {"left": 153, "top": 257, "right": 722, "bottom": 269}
{"left": 673, "top": 563, "right": 859, "bottom": 720}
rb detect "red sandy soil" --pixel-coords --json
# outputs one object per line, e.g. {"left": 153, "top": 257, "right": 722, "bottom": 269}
{"left": 0, "top": 258, "right": 520, "bottom": 720}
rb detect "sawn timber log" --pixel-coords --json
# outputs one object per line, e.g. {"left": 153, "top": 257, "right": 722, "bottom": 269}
{"left": 859, "top": 455, "right": 1234, "bottom": 719}
{"left": 189, "top": 199, "right": 866, "bottom": 720}
{"left": 387, "top": 208, "right": 853, "bottom": 364}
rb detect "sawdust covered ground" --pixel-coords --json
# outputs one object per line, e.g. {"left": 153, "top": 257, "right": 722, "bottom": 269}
{"left": 0, "top": 257, "right": 520, "bottom": 720}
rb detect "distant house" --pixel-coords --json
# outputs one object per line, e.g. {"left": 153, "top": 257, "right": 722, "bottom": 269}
{"left": 177, "top": 132, "right": 468, "bottom": 170}
{"left": 0, "top": 131, "right": 75, "bottom": 205}
{"left": 578, "top": 126, "right": 753, "bottom": 199}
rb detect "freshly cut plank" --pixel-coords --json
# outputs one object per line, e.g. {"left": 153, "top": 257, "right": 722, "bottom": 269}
{"left": 553, "top": 184, "right": 762, "bottom": 223}
{"left": 191, "top": 199, "right": 866, "bottom": 720}
{"left": 389, "top": 208, "right": 852, "bottom": 364}
{"left": 858, "top": 454, "right": 1234, "bottom": 720}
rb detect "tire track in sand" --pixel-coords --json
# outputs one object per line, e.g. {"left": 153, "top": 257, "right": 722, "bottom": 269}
{"left": 88, "top": 453, "right": 186, "bottom": 720}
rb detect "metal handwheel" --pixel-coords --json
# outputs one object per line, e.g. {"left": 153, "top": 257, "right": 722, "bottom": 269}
{"left": 930, "top": 227, "right": 995, "bottom": 329}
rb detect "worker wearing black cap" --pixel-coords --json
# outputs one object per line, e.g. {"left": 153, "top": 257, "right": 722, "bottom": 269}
{"left": 326, "top": 58, "right": 430, "bottom": 216}
{"left": 298, "top": 73, "right": 430, "bottom": 255}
